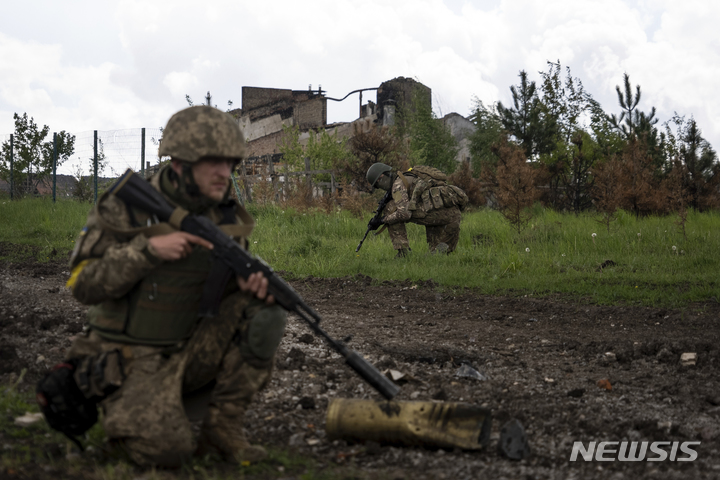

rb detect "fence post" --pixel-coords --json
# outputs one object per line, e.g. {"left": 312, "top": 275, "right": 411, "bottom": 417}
{"left": 304, "top": 157, "right": 312, "bottom": 198}
{"left": 241, "top": 158, "right": 252, "bottom": 204}
{"left": 268, "top": 155, "right": 279, "bottom": 202}
{"left": 93, "top": 130, "right": 98, "bottom": 204}
{"left": 141, "top": 127, "right": 145, "bottom": 177}
{"left": 52, "top": 132, "right": 57, "bottom": 203}
{"left": 9, "top": 134, "right": 13, "bottom": 200}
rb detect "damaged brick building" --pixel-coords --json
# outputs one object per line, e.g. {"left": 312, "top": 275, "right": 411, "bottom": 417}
{"left": 231, "top": 76, "right": 473, "bottom": 165}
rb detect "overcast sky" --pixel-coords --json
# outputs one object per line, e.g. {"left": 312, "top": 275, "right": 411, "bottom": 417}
{"left": 1, "top": 0, "right": 718, "bottom": 174}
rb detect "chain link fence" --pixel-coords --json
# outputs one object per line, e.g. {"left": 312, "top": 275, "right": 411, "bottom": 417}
{"left": 0, "top": 127, "right": 164, "bottom": 201}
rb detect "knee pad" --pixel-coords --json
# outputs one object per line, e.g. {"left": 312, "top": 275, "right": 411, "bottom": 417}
{"left": 238, "top": 303, "right": 287, "bottom": 366}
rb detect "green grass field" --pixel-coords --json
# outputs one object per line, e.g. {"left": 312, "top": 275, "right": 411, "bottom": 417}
{"left": 1, "top": 197, "right": 718, "bottom": 307}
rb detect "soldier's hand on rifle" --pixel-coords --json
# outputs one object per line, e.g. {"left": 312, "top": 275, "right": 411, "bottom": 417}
{"left": 238, "top": 271, "right": 275, "bottom": 305}
{"left": 148, "top": 232, "right": 214, "bottom": 261}
{"left": 368, "top": 216, "right": 384, "bottom": 231}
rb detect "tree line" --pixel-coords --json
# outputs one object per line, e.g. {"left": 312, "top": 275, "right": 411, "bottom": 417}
{"left": 3, "top": 65, "right": 717, "bottom": 219}
{"left": 468, "top": 61, "right": 719, "bottom": 219}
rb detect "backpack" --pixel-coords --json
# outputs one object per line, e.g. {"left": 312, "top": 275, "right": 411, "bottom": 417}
{"left": 406, "top": 165, "right": 447, "bottom": 183}
{"left": 403, "top": 166, "right": 469, "bottom": 215}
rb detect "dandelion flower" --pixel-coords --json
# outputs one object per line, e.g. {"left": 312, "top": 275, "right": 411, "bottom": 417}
{"left": 525, "top": 247, "right": 530, "bottom": 253}
{"left": 592, "top": 233, "right": 597, "bottom": 238}
{"left": 637, "top": 233, "right": 641, "bottom": 237}
{"left": 253, "top": 241, "right": 258, "bottom": 244}
{"left": 561, "top": 253, "right": 566, "bottom": 257}
{"left": 672, "top": 246, "right": 677, "bottom": 251}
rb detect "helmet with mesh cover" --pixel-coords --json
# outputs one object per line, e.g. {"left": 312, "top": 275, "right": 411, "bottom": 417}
{"left": 159, "top": 106, "right": 246, "bottom": 163}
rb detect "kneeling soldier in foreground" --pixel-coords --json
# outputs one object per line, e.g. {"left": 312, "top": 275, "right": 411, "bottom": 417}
{"left": 63, "top": 106, "right": 285, "bottom": 466}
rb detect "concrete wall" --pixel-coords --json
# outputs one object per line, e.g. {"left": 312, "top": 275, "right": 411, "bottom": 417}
{"left": 239, "top": 113, "right": 293, "bottom": 143}
{"left": 238, "top": 86, "right": 328, "bottom": 157}
{"left": 443, "top": 113, "right": 476, "bottom": 164}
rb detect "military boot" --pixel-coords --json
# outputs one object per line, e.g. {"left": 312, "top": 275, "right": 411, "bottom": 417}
{"left": 197, "top": 404, "right": 267, "bottom": 463}
{"left": 196, "top": 357, "right": 272, "bottom": 464}
{"left": 395, "top": 248, "right": 410, "bottom": 258}
{"left": 432, "top": 242, "right": 449, "bottom": 255}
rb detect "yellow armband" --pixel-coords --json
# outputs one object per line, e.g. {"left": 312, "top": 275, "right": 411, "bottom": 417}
{"left": 65, "top": 259, "right": 95, "bottom": 289}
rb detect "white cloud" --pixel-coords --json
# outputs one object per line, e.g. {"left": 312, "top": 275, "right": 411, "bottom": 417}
{"left": 0, "top": 0, "right": 719, "bottom": 174}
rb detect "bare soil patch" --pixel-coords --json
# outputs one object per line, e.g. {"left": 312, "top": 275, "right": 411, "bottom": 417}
{"left": 1, "top": 254, "right": 719, "bottom": 479}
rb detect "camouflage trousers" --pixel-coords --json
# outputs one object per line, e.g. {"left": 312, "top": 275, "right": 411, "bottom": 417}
{"left": 67, "top": 291, "right": 285, "bottom": 467}
{"left": 386, "top": 206, "right": 462, "bottom": 253}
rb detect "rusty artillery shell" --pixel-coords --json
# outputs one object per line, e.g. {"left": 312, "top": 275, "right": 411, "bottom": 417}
{"left": 326, "top": 398, "right": 492, "bottom": 450}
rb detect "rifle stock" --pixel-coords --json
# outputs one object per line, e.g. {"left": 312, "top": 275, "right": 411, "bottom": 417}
{"left": 110, "top": 170, "right": 400, "bottom": 400}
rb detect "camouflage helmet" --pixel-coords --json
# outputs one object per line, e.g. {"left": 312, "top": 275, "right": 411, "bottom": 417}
{"left": 158, "top": 106, "right": 246, "bottom": 163}
{"left": 366, "top": 163, "right": 392, "bottom": 188}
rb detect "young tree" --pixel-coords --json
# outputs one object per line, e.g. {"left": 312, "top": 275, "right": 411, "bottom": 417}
{"left": 492, "top": 138, "right": 540, "bottom": 233}
{"left": 592, "top": 157, "right": 623, "bottom": 233}
{"left": 497, "top": 70, "right": 557, "bottom": 159}
{"left": 663, "top": 158, "right": 692, "bottom": 239}
{"left": 558, "top": 132, "right": 601, "bottom": 214}
{"left": 278, "top": 125, "right": 355, "bottom": 200}
{"left": 537, "top": 62, "right": 598, "bottom": 210}
{"left": 664, "top": 114, "right": 718, "bottom": 210}
{"left": 468, "top": 98, "right": 505, "bottom": 177}
{"left": 0, "top": 113, "right": 75, "bottom": 197}
{"left": 73, "top": 138, "right": 109, "bottom": 202}
{"left": 608, "top": 73, "right": 658, "bottom": 139}
{"left": 345, "top": 123, "right": 407, "bottom": 192}
{"left": 616, "top": 138, "right": 663, "bottom": 217}
{"left": 606, "top": 74, "right": 667, "bottom": 185}
{"left": 539, "top": 61, "right": 590, "bottom": 143}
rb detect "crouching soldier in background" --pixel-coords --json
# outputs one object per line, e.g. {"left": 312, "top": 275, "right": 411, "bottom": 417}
{"left": 61, "top": 106, "right": 286, "bottom": 466}
{"left": 365, "top": 163, "right": 468, "bottom": 257}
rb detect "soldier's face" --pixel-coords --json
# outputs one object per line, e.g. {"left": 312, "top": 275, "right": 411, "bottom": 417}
{"left": 190, "top": 158, "right": 234, "bottom": 201}
{"left": 375, "top": 173, "right": 392, "bottom": 191}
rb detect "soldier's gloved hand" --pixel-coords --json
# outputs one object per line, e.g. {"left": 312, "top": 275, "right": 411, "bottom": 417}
{"left": 238, "top": 272, "right": 275, "bottom": 305}
{"left": 368, "top": 216, "right": 384, "bottom": 231}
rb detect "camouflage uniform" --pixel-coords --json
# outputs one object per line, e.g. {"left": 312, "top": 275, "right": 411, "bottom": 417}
{"left": 382, "top": 175, "right": 462, "bottom": 253}
{"left": 66, "top": 107, "right": 285, "bottom": 467}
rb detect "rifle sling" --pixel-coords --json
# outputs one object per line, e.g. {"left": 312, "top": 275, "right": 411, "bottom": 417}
{"left": 396, "top": 171, "right": 410, "bottom": 190}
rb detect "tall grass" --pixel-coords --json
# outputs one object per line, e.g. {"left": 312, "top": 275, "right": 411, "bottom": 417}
{"left": 2, "top": 198, "right": 718, "bottom": 307}
{"left": 0, "top": 198, "right": 91, "bottom": 260}
{"left": 248, "top": 204, "right": 720, "bottom": 307}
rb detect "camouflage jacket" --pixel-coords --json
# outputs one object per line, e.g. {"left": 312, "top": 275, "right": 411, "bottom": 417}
{"left": 68, "top": 166, "right": 251, "bottom": 306}
{"left": 381, "top": 174, "right": 414, "bottom": 225}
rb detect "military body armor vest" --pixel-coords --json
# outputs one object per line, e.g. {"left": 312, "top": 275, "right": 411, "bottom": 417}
{"left": 84, "top": 169, "right": 252, "bottom": 346}
{"left": 88, "top": 246, "right": 217, "bottom": 345}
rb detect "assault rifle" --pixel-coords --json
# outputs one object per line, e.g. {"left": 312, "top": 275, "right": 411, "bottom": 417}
{"left": 109, "top": 170, "right": 400, "bottom": 400}
{"left": 355, "top": 189, "right": 392, "bottom": 252}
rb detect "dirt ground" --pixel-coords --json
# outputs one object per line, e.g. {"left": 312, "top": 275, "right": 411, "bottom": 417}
{"left": 1, "top": 254, "right": 719, "bottom": 480}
